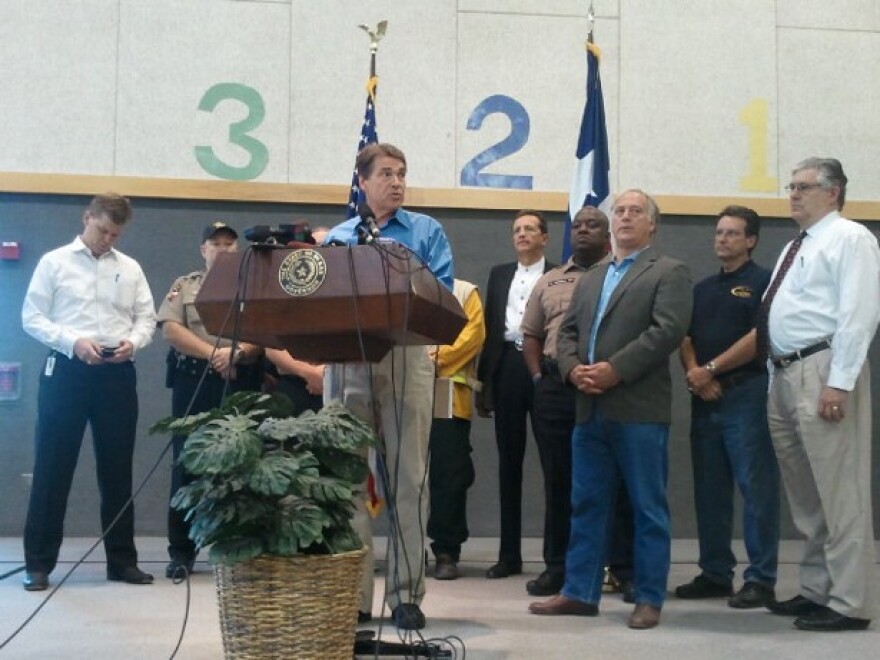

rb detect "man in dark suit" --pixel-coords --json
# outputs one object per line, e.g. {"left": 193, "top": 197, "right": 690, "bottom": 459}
{"left": 476, "top": 210, "right": 555, "bottom": 579}
{"left": 529, "top": 189, "right": 692, "bottom": 630}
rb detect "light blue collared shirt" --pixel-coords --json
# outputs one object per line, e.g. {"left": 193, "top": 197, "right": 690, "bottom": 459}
{"left": 588, "top": 248, "right": 646, "bottom": 362}
{"left": 326, "top": 207, "right": 454, "bottom": 290}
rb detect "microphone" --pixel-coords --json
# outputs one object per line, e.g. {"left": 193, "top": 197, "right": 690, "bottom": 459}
{"left": 356, "top": 203, "right": 381, "bottom": 244}
{"left": 244, "top": 224, "right": 314, "bottom": 245}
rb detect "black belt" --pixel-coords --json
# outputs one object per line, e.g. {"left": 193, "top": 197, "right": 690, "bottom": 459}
{"left": 175, "top": 355, "right": 216, "bottom": 377}
{"left": 715, "top": 370, "right": 761, "bottom": 390}
{"left": 771, "top": 340, "right": 831, "bottom": 369}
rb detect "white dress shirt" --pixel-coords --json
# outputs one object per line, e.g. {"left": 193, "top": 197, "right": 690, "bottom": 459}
{"left": 768, "top": 211, "right": 880, "bottom": 390}
{"left": 22, "top": 236, "right": 157, "bottom": 358}
{"left": 504, "top": 257, "right": 545, "bottom": 342}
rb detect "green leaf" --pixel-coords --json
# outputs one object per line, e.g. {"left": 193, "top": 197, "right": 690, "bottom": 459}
{"left": 178, "top": 417, "right": 262, "bottom": 476}
{"left": 247, "top": 451, "right": 319, "bottom": 496}
{"left": 209, "top": 537, "right": 264, "bottom": 565}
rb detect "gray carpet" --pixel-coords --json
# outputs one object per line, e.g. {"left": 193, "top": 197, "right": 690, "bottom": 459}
{"left": 1, "top": 537, "right": 877, "bottom": 659}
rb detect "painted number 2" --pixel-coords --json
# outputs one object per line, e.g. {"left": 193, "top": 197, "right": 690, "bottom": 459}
{"left": 195, "top": 83, "right": 269, "bottom": 181}
{"left": 460, "top": 95, "right": 533, "bottom": 189}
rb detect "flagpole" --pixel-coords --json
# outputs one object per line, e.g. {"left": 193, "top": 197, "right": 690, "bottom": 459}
{"left": 346, "top": 21, "right": 387, "bottom": 219}
{"left": 587, "top": 2, "right": 595, "bottom": 44}
{"left": 358, "top": 20, "right": 387, "bottom": 97}
{"left": 561, "top": 2, "right": 610, "bottom": 260}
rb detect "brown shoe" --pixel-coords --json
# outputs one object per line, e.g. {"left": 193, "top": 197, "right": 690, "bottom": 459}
{"left": 529, "top": 594, "right": 598, "bottom": 616}
{"left": 628, "top": 603, "right": 661, "bottom": 629}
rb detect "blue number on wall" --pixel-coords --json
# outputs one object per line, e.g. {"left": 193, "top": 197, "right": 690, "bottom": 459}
{"left": 460, "top": 95, "right": 533, "bottom": 189}
{"left": 195, "top": 83, "right": 269, "bottom": 181}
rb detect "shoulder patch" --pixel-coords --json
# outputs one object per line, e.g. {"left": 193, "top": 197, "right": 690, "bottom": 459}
{"left": 166, "top": 282, "right": 182, "bottom": 302}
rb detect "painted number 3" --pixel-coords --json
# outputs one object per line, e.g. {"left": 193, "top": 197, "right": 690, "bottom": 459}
{"left": 195, "top": 83, "right": 269, "bottom": 181}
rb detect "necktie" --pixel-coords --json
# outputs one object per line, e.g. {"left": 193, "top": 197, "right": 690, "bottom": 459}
{"left": 756, "top": 231, "right": 807, "bottom": 361}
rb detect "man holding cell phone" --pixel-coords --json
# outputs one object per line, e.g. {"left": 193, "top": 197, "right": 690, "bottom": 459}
{"left": 21, "top": 193, "right": 157, "bottom": 592}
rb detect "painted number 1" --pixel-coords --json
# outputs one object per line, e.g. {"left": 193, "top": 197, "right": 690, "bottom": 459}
{"left": 738, "top": 98, "right": 778, "bottom": 192}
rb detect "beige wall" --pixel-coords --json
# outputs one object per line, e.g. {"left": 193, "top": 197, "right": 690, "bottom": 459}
{"left": 0, "top": 0, "right": 877, "bottom": 201}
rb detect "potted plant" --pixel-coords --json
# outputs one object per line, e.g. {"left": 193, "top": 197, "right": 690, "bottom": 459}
{"left": 150, "top": 390, "right": 376, "bottom": 660}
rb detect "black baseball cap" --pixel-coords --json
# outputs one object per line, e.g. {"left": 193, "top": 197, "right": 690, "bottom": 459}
{"left": 202, "top": 221, "right": 238, "bottom": 242}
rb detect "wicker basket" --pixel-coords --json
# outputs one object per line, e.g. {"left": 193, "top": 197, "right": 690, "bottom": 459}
{"left": 213, "top": 548, "right": 367, "bottom": 660}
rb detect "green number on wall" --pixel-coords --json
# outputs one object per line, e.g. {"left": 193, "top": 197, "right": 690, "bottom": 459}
{"left": 738, "top": 98, "right": 778, "bottom": 192}
{"left": 195, "top": 83, "right": 269, "bottom": 180}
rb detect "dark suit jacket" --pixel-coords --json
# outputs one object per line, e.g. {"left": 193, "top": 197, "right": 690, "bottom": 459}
{"left": 556, "top": 246, "right": 693, "bottom": 425}
{"left": 477, "top": 259, "right": 555, "bottom": 410}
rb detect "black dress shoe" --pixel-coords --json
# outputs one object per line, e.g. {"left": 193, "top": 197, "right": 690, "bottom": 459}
{"left": 675, "top": 574, "right": 733, "bottom": 599}
{"left": 728, "top": 581, "right": 775, "bottom": 609}
{"left": 23, "top": 571, "right": 49, "bottom": 592}
{"left": 767, "top": 595, "right": 826, "bottom": 617}
{"left": 526, "top": 570, "right": 564, "bottom": 596}
{"left": 165, "top": 558, "right": 195, "bottom": 579}
{"left": 486, "top": 561, "right": 522, "bottom": 579}
{"left": 107, "top": 566, "right": 154, "bottom": 584}
{"left": 434, "top": 554, "right": 459, "bottom": 580}
{"left": 794, "top": 608, "right": 871, "bottom": 632}
{"left": 392, "top": 603, "right": 426, "bottom": 630}
{"left": 621, "top": 580, "right": 635, "bottom": 604}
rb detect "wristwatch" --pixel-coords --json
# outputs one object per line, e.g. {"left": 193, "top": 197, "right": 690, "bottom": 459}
{"left": 233, "top": 347, "right": 245, "bottom": 364}
{"left": 704, "top": 360, "right": 717, "bottom": 375}
{"left": 532, "top": 373, "right": 542, "bottom": 385}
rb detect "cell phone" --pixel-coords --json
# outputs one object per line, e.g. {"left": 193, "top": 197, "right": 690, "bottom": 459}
{"left": 101, "top": 346, "right": 118, "bottom": 358}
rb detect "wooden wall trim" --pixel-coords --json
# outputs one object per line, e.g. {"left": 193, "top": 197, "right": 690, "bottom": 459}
{"left": 1, "top": 172, "right": 877, "bottom": 220}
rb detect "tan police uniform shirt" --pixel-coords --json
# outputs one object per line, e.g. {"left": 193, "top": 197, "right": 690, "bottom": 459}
{"left": 156, "top": 271, "right": 233, "bottom": 353}
{"left": 520, "top": 257, "right": 604, "bottom": 360}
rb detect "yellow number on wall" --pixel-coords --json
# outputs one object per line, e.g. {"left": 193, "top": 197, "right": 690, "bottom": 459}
{"left": 738, "top": 99, "right": 778, "bottom": 192}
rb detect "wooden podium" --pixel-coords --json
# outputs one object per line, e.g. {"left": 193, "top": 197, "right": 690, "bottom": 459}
{"left": 195, "top": 242, "right": 467, "bottom": 362}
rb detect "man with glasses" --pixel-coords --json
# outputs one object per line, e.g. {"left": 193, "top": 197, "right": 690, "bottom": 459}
{"left": 675, "top": 206, "right": 779, "bottom": 609}
{"left": 700, "top": 158, "right": 879, "bottom": 631}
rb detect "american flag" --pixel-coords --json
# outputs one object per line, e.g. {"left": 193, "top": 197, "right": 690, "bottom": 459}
{"left": 562, "top": 41, "right": 610, "bottom": 260}
{"left": 346, "top": 76, "right": 379, "bottom": 219}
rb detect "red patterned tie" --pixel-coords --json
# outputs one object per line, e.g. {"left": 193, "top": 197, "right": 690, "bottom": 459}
{"left": 756, "top": 231, "right": 807, "bottom": 361}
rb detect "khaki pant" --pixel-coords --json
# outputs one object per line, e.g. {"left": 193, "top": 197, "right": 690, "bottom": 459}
{"left": 767, "top": 350, "right": 877, "bottom": 618}
{"left": 326, "top": 345, "right": 434, "bottom": 611}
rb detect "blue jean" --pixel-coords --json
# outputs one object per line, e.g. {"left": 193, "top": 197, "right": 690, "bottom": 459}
{"left": 562, "top": 410, "right": 670, "bottom": 607}
{"left": 691, "top": 374, "right": 780, "bottom": 586}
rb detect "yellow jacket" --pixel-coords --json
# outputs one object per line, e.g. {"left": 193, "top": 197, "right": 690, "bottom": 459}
{"left": 434, "top": 280, "right": 486, "bottom": 420}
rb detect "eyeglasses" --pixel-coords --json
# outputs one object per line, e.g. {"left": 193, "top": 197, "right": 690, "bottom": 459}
{"left": 784, "top": 182, "right": 824, "bottom": 193}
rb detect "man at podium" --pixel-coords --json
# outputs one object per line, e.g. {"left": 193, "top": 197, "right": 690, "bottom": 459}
{"left": 325, "top": 143, "right": 454, "bottom": 631}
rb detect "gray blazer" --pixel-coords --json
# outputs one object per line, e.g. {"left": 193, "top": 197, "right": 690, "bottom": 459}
{"left": 557, "top": 246, "right": 693, "bottom": 425}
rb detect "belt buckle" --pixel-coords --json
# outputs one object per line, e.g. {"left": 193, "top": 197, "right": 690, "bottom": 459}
{"left": 778, "top": 355, "right": 792, "bottom": 368}
{"left": 514, "top": 338, "right": 523, "bottom": 351}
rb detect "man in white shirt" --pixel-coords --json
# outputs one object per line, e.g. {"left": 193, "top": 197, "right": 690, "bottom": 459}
{"left": 762, "top": 158, "right": 879, "bottom": 631}
{"left": 476, "top": 211, "right": 554, "bottom": 579}
{"left": 705, "top": 158, "right": 879, "bottom": 631}
{"left": 21, "top": 194, "right": 157, "bottom": 592}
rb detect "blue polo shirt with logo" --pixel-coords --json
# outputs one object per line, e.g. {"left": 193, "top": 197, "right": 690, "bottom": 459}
{"left": 689, "top": 259, "right": 771, "bottom": 376}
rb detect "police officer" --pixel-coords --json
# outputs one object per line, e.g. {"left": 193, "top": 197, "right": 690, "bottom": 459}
{"left": 157, "top": 222, "right": 263, "bottom": 579}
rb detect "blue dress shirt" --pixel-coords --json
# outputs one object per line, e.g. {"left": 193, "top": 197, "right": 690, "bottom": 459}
{"left": 326, "top": 207, "right": 454, "bottom": 290}
{"left": 588, "top": 249, "right": 645, "bottom": 362}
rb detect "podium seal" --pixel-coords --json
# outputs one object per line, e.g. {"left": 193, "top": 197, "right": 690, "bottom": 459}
{"left": 278, "top": 249, "right": 327, "bottom": 297}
